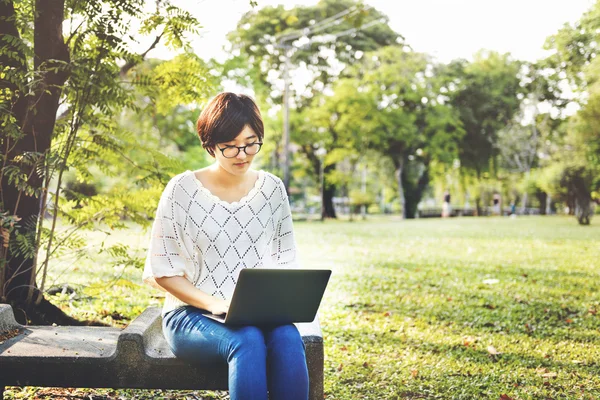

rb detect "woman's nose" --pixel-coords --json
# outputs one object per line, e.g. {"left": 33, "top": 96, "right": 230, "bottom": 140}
{"left": 236, "top": 149, "right": 247, "bottom": 160}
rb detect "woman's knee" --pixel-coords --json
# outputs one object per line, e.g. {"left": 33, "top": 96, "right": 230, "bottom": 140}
{"left": 267, "top": 324, "right": 304, "bottom": 350}
{"left": 229, "top": 326, "right": 266, "bottom": 357}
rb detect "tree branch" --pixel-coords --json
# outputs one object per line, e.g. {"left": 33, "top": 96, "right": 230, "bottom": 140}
{"left": 119, "top": 32, "right": 164, "bottom": 78}
{"left": 56, "top": 32, "right": 165, "bottom": 122}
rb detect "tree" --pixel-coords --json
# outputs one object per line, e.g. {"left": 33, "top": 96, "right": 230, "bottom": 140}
{"left": 541, "top": 0, "right": 600, "bottom": 224}
{"left": 497, "top": 117, "right": 542, "bottom": 213}
{"left": 0, "top": 0, "right": 205, "bottom": 323}
{"left": 445, "top": 51, "right": 523, "bottom": 215}
{"left": 343, "top": 46, "right": 463, "bottom": 218}
{"left": 297, "top": 77, "right": 373, "bottom": 219}
{"left": 225, "top": 0, "right": 400, "bottom": 217}
{"left": 542, "top": 1, "right": 600, "bottom": 91}
{"left": 564, "top": 94, "right": 600, "bottom": 224}
{"left": 496, "top": 61, "right": 564, "bottom": 214}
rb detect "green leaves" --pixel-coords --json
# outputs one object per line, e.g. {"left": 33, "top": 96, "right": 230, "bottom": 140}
{"left": 162, "top": 5, "right": 201, "bottom": 50}
{"left": 536, "top": 4, "right": 600, "bottom": 224}
{"left": 449, "top": 51, "right": 523, "bottom": 176}
{"left": 226, "top": 0, "right": 399, "bottom": 103}
{"left": 137, "top": 53, "right": 215, "bottom": 114}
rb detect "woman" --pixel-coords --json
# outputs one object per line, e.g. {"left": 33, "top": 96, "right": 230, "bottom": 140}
{"left": 142, "top": 92, "right": 309, "bottom": 400}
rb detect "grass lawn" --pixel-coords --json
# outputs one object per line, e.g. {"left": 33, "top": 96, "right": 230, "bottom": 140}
{"left": 4, "top": 215, "right": 600, "bottom": 399}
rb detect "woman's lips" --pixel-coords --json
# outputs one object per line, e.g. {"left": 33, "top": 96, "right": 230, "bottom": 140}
{"left": 233, "top": 162, "right": 247, "bottom": 166}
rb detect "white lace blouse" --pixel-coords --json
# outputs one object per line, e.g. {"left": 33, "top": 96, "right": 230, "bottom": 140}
{"left": 142, "top": 169, "right": 300, "bottom": 315}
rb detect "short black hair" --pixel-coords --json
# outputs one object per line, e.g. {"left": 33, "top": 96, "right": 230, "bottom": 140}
{"left": 196, "top": 92, "right": 264, "bottom": 156}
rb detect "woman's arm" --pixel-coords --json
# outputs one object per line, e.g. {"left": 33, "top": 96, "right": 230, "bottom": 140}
{"left": 155, "top": 276, "right": 230, "bottom": 315}
{"left": 143, "top": 179, "right": 228, "bottom": 315}
{"left": 271, "top": 179, "right": 300, "bottom": 268}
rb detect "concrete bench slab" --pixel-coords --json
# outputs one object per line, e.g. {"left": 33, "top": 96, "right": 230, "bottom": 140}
{"left": 0, "top": 304, "right": 323, "bottom": 399}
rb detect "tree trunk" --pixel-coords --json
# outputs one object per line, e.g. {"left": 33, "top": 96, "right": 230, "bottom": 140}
{"left": 394, "top": 158, "right": 406, "bottom": 220}
{"left": 475, "top": 168, "right": 483, "bottom": 216}
{"left": 402, "top": 160, "right": 430, "bottom": 219}
{"left": 520, "top": 170, "right": 530, "bottom": 215}
{"left": 1, "top": 0, "right": 28, "bottom": 305}
{"left": 545, "top": 195, "right": 552, "bottom": 215}
{"left": 521, "top": 192, "right": 528, "bottom": 215}
{"left": 321, "top": 163, "right": 337, "bottom": 219}
{"left": 536, "top": 191, "right": 548, "bottom": 215}
{"left": 575, "top": 198, "right": 592, "bottom": 225}
{"left": 566, "top": 193, "right": 576, "bottom": 215}
{"left": 2, "top": 0, "right": 70, "bottom": 321}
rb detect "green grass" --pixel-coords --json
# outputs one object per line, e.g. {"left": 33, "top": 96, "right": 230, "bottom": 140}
{"left": 5, "top": 215, "right": 600, "bottom": 399}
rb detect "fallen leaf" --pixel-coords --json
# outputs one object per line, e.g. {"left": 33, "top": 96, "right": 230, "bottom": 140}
{"left": 337, "top": 363, "right": 343, "bottom": 372}
{"left": 362, "top": 362, "right": 369, "bottom": 368}
{"left": 383, "top": 312, "right": 391, "bottom": 317}
{"left": 565, "top": 318, "right": 573, "bottom": 324}
{"left": 339, "top": 345, "right": 347, "bottom": 351}
{"left": 499, "top": 394, "right": 514, "bottom": 400}
{"left": 536, "top": 368, "right": 557, "bottom": 378}
{"left": 487, "top": 345, "right": 500, "bottom": 355}
{"left": 411, "top": 369, "right": 418, "bottom": 378}
{"left": 482, "top": 278, "right": 499, "bottom": 285}
{"left": 463, "top": 336, "right": 477, "bottom": 346}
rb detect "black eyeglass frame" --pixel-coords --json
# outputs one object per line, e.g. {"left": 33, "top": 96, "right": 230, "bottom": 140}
{"left": 216, "top": 142, "right": 263, "bottom": 158}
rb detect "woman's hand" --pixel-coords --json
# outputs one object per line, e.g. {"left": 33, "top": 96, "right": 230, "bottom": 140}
{"left": 155, "top": 276, "right": 231, "bottom": 314}
{"left": 208, "top": 298, "right": 231, "bottom": 315}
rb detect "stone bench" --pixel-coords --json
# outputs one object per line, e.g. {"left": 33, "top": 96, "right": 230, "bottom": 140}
{"left": 0, "top": 304, "right": 324, "bottom": 399}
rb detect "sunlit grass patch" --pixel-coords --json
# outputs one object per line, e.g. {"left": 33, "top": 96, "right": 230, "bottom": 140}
{"left": 307, "top": 216, "right": 600, "bottom": 399}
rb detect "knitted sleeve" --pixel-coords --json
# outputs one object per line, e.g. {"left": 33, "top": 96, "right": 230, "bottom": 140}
{"left": 142, "top": 179, "right": 193, "bottom": 290}
{"left": 271, "top": 179, "right": 300, "bottom": 269}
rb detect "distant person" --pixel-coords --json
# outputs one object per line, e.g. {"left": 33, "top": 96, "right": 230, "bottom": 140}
{"left": 442, "top": 190, "right": 451, "bottom": 217}
{"left": 492, "top": 193, "right": 502, "bottom": 216}
{"left": 142, "top": 93, "right": 309, "bottom": 400}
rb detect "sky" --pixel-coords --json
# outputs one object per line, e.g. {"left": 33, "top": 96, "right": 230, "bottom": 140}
{"left": 147, "top": 0, "right": 597, "bottom": 64}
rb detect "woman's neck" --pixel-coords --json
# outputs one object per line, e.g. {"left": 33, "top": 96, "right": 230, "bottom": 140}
{"left": 208, "top": 163, "right": 250, "bottom": 188}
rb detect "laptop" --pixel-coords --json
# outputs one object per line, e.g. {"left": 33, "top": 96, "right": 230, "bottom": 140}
{"left": 202, "top": 268, "right": 331, "bottom": 325}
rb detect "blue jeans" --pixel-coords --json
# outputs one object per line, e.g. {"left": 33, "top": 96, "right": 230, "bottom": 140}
{"left": 162, "top": 306, "right": 309, "bottom": 400}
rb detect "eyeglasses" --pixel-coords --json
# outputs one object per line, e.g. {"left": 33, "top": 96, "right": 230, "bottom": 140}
{"left": 217, "top": 142, "right": 263, "bottom": 158}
